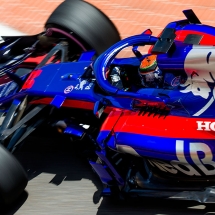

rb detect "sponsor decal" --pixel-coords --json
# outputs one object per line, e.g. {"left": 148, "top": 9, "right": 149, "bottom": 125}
{"left": 75, "top": 79, "right": 87, "bottom": 90}
{"left": 85, "top": 83, "right": 94, "bottom": 90}
{"left": 197, "top": 121, "right": 215, "bottom": 131}
{"left": 171, "top": 76, "right": 181, "bottom": 86}
{"left": 148, "top": 140, "right": 215, "bottom": 176}
{"left": 181, "top": 48, "right": 215, "bottom": 116}
{"left": 64, "top": 85, "right": 74, "bottom": 94}
{"left": 75, "top": 78, "right": 94, "bottom": 90}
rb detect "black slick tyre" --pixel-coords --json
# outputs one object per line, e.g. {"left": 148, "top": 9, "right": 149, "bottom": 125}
{"left": 45, "top": 0, "right": 120, "bottom": 55}
{"left": 0, "top": 145, "right": 28, "bottom": 205}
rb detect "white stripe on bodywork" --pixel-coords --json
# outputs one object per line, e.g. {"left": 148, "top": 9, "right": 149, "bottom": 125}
{"left": 193, "top": 87, "right": 215, "bottom": 116}
{"left": 193, "top": 96, "right": 215, "bottom": 116}
{"left": 116, "top": 144, "right": 141, "bottom": 157}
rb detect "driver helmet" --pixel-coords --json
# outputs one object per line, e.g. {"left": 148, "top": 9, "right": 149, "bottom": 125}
{"left": 139, "top": 54, "right": 163, "bottom": 88}
{"left": 139, "top": 54, "right": 157, "bottom": 75}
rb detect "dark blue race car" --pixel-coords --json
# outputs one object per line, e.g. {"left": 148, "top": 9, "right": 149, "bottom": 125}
{"left": 1, "top": 5, "right": 215, "bottom": 205}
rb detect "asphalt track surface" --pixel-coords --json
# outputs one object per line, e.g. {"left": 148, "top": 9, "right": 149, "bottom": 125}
{"left": 0, "top": 131, "right": 215, "bottom": 215}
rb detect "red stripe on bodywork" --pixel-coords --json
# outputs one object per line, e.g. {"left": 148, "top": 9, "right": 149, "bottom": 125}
{"left": 30, "top": 98, "right": 94, "bottom": 110}
{"left": 101, "top": 109, "right": 215, "bottom": 139}
{"left": 30, "top": 98, "right": 113, "bottom": 113}
{"left": 22, "top": 69, "right": 42, "bottom": 90}
{"left": 175, "top": 30, "right": 215, "bottom": 45}
{"left": 63, "top": 99, "right": 95, "bottom": 109}
{"left": 24, "top": 55, "right": 46, "bottom": 64}
{"left": 100, "top": 109, "right": 123, "bottom": 131}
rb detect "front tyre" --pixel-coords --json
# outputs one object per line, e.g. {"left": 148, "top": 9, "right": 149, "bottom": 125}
{"left": 45, "top": 0, "right": 121, "bottom": 55}
{"left": 0, "top": 145, "right": 28, "bottom": 205}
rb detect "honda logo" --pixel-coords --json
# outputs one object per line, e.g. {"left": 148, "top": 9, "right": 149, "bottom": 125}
{"left": 197, "top": 121, "right": 215, "bottom": 131}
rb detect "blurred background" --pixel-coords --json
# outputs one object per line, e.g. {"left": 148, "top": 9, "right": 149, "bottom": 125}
{"left": 0, "top": 0, "right": 215, "bottom": 38}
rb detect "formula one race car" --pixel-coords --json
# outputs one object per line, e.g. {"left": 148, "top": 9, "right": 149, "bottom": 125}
{"left": 1, "top": 6, "right": 215, "bottom": 204}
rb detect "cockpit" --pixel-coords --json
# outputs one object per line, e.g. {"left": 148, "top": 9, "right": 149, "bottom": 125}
{"left": 105, "top": 52, "right": 187, "bottom": 93}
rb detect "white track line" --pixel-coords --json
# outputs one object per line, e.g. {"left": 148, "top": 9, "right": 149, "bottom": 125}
{"left": 0, "top": 23, "right": 25, "bottom": 36}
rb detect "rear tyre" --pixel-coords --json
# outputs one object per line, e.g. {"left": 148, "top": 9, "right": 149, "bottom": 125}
{"left": 0, "top": 145, "right": 28, "bottom": 205}
{"left": 45, "top": 0, "right": 120, "bottom": 55}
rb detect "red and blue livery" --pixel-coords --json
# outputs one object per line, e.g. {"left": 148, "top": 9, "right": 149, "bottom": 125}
{"left": 1, "top": 8, "right": 215, "bottom": 203}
